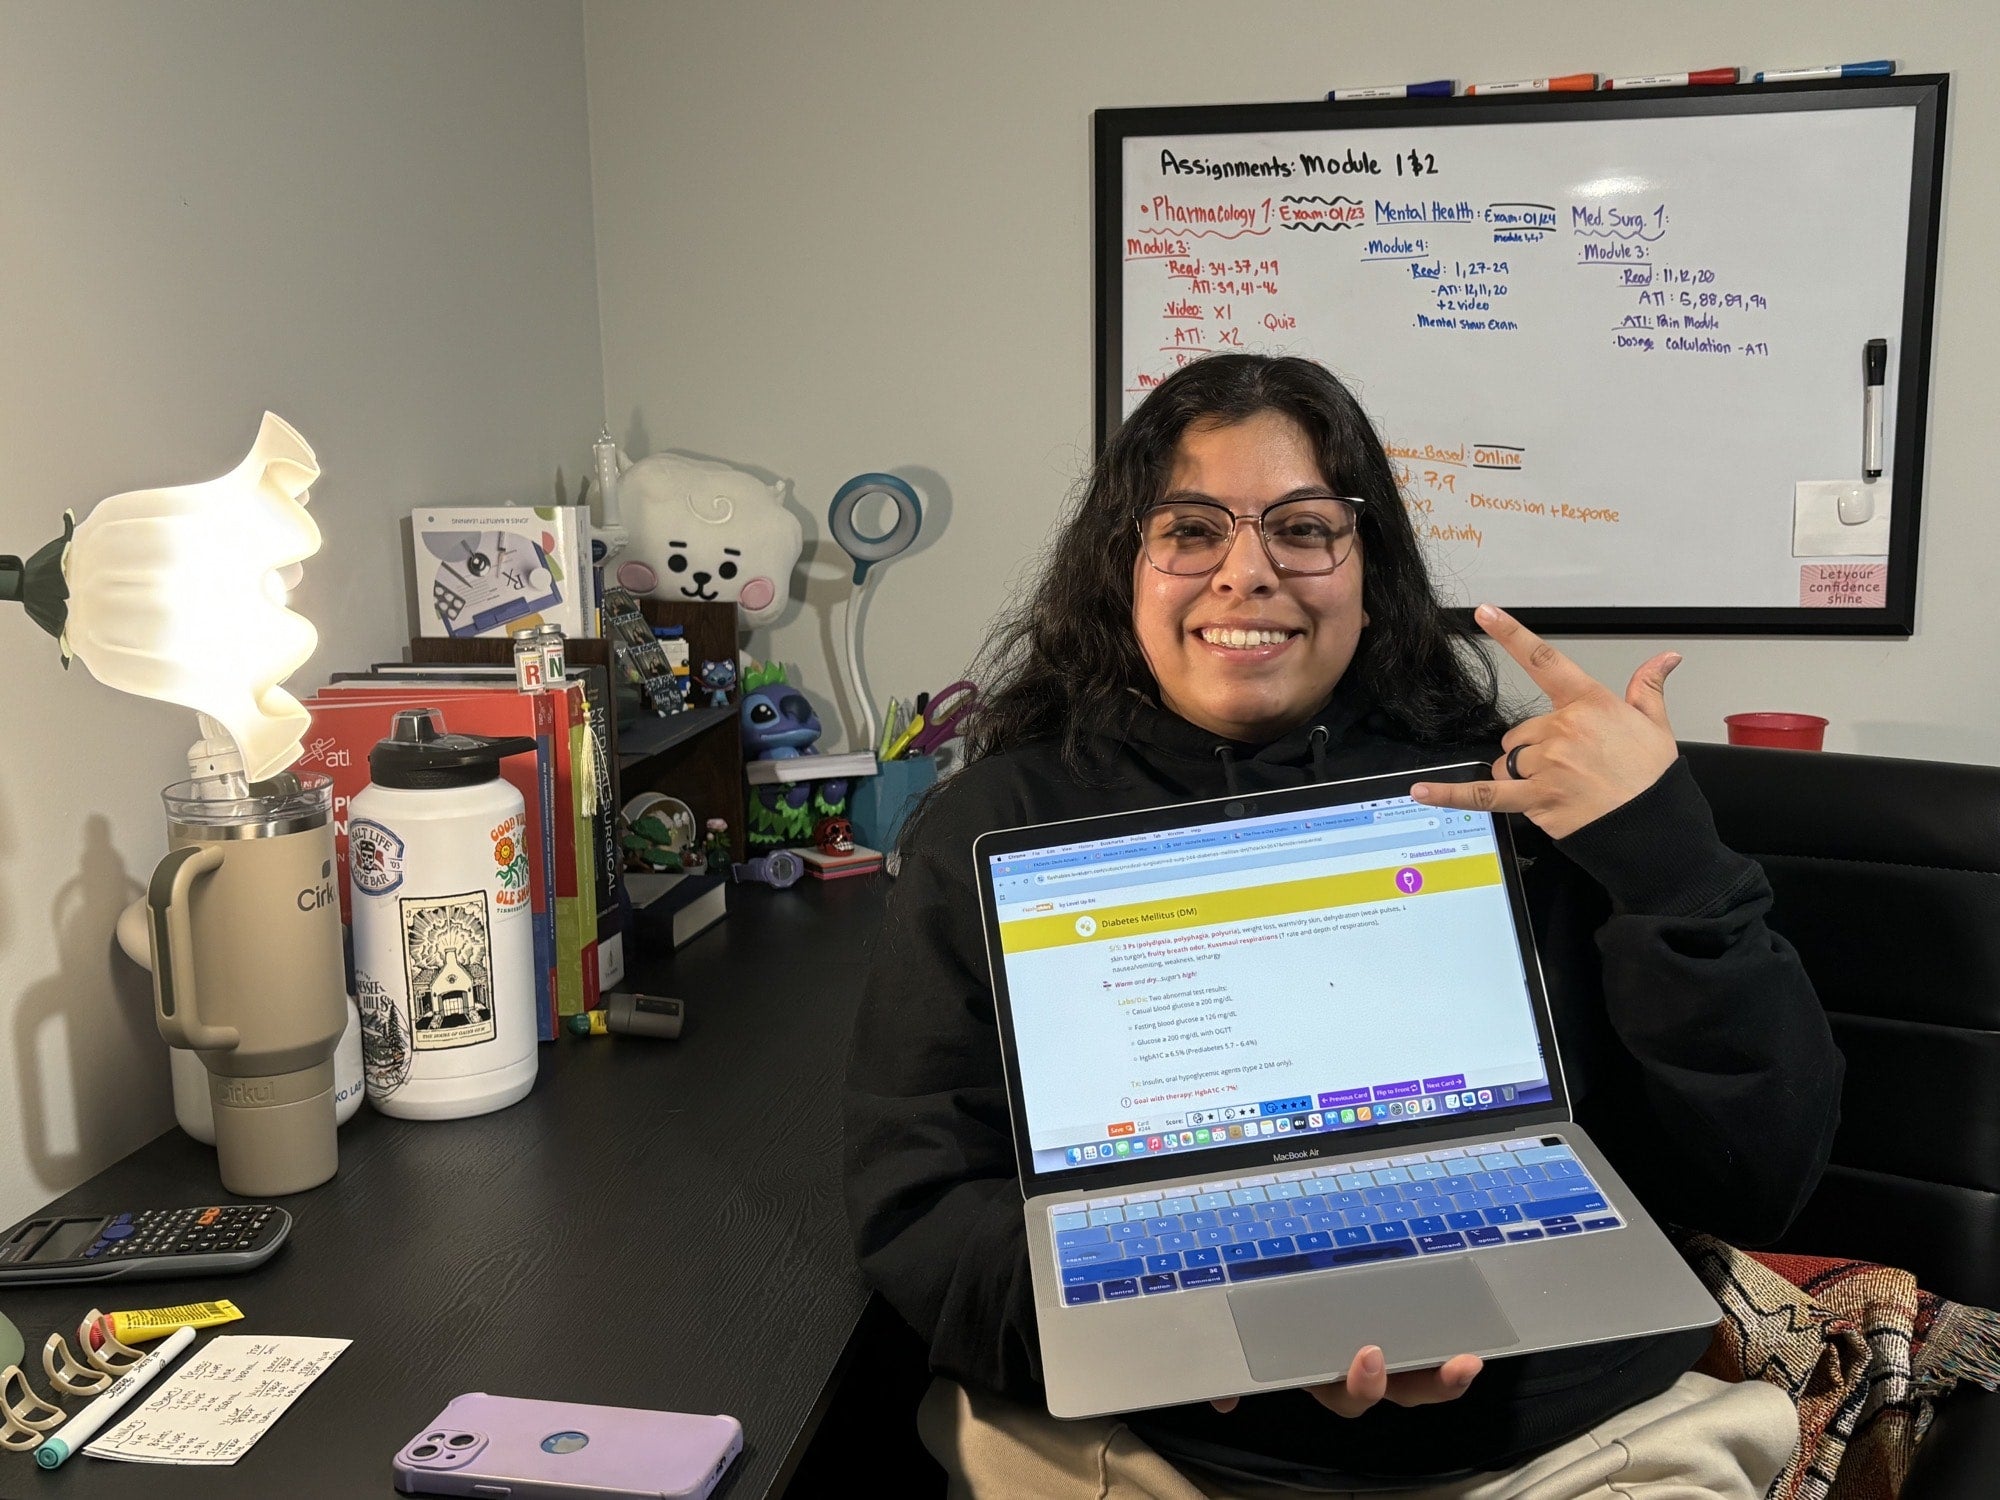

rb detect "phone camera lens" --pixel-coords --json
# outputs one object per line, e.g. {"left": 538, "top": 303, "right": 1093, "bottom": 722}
{"left": 411, "top": 1443, "right": 440, "bottom": 1460}
{"left": 447, "top": 1433, "right": 477, "bottom": 1449}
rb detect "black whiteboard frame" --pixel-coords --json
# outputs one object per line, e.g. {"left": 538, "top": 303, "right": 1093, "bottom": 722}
{"left": 1094, "top": 77, "right": 1947, "bottom": 637}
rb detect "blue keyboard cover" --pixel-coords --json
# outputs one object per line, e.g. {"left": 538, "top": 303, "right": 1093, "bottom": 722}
{"left": 1049, "top": 1138, "right": 1621, "bottom": 1308}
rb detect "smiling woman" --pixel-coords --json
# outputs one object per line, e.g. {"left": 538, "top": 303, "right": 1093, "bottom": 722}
{"left": 962, "top": 354, "right": 1507, "bottom": 771}
{"left": 1132, "top": 411, "right": 1370, "bottom": 744}
{"left": 845, "top": 353, "right": 1836, "bottom": 1497}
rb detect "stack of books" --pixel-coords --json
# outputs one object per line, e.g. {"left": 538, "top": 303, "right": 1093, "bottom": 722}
{"left": 625, "top": 871, "right": 728, "bottom": 949}
{"left": 743, "top": 750, "right": 878, "bottom": 785}
{"left": 794, "top": 844, "right": 885, "bottom": 881}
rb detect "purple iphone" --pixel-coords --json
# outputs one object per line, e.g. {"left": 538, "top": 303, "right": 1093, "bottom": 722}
{"left": 393, "top": 1393, "right": 742, "bottom": 1500}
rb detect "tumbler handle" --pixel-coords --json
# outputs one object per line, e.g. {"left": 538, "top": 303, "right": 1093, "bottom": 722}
{"left": 148, "top": 845, "right": 240, "bottom": 1052}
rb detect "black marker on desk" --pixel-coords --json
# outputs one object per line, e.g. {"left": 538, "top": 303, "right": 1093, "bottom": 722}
{"left": 1863, "top": 338, "right": 1887, "bottom": 480}
{"left": 610, "top": 991, "right": 684, "bottom": 1039}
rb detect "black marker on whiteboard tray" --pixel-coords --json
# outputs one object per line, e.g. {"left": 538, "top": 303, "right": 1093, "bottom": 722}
{"left": 1863, "top": 339, "right": 1887, "bottom": 481}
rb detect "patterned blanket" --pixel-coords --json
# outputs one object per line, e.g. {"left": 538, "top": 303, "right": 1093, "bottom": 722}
{"left": 1679, "top": 1233, "right": 2000, "bottom": 1499}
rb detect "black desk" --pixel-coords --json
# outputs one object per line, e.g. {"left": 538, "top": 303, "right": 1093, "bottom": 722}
{"left": 6, "top": 879, "right": 883, "bottom": 1498}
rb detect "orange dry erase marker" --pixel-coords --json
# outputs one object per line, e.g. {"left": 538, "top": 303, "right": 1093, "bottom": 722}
{"left": 1466, "top": 73, "right": 1597, "bottom": 95}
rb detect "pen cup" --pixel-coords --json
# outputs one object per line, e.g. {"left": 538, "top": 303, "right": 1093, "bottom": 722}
{"left": 1724, "top": 712, "right": 1828, "bottom": 751}
{"left": 851, "top": 755, "right": 939, "bottom": 854}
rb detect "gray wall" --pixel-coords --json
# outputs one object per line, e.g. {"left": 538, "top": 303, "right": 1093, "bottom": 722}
{"left": 2, "top": 0, "right": 1987, "bottom": 1229}
{"left": 0, "top": 2, "right": 603, "bottom": 1224}
{"left": 585, "top": 0, "right": 1994, "bottom": 761}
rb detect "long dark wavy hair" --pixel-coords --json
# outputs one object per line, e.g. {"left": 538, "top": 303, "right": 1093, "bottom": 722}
{"left": 965, "top": 354, "right": 1510, "bottom": 770}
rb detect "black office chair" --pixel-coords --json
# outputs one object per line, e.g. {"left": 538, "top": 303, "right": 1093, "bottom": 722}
{"left": 1682, "top": 741, "right": 2000, "bottom": 1492}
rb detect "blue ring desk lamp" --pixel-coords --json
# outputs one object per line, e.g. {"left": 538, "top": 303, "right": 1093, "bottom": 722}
{"left": 827, "top": 474, "right": 922, "bottom": 756}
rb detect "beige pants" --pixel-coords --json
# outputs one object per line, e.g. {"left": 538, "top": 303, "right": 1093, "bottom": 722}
{"left": 918, "top": 1372, "right": 1798, "bottom": 1500}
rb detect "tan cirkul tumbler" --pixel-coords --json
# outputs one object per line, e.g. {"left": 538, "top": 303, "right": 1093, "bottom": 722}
{"left": 148, "top": 773, "right": 347, "bottom": 1195}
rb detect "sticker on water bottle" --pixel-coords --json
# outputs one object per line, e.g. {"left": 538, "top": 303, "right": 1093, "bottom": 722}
{"left": 350, "top": 820, "right": 406, "bottom": 896}
{"left": 355, "top": 970, "right": 412, "bottom": 1097}
{"left": 491, "top": 813, "right": 530, "bottom": 910}
{"left": 400, "top": 892, "right": 497, "bottom": 1050}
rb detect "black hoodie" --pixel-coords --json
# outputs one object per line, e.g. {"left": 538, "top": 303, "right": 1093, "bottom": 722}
{"left": 843, "top": 681, "right": 1842, "bottom": 1483}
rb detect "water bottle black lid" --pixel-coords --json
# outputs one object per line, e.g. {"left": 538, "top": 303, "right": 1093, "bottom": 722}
{"left": 368, "top": 709, "right": 537, "bottom": 790}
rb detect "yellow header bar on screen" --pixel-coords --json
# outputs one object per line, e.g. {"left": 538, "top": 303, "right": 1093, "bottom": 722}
{"left": 998, "top": 852, "right": 1501, "bottom": 954}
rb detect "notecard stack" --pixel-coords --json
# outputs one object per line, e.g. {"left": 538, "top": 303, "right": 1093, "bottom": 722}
{"left": 83, "top": 1335, "right": 350, "bottom": 1466}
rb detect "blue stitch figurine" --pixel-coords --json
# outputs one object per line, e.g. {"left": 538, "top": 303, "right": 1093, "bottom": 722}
{"left": 740, "top": 663, "right": 850, "bottom": 849}
{"left": 698, "top": 658, "right": 737, "bottom": 708}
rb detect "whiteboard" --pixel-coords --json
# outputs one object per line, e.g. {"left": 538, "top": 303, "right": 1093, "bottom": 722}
{"left": 1096, "top": 83, "right": 1945, "bottom": 634}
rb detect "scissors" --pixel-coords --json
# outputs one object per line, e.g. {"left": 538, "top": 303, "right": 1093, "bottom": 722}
{"left": 906, "top": 680, "right": 979, "bottom": 756}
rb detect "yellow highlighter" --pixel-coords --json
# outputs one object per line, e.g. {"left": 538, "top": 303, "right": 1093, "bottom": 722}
{"left": 881, "top": 712, "right": 925, "bottom": 762}
{"left": 876, "top": 697, "right": 906, "bottom": 759}
{"left": 91, "top": 1299, "right": 243, "bottom": 1347}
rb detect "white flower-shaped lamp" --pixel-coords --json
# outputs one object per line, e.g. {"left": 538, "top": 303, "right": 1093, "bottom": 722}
{"left": 1, "top": 413, "right": 321, "bottom": 783}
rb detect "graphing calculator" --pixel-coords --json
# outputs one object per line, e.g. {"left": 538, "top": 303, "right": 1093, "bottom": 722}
{"left": 0, "top": 1205, "right": 291, "bottom": 1285}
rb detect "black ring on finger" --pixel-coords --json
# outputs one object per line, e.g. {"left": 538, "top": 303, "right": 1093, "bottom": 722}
{"left": 1505, "top": 745, "right": 1526, "bottom": 781}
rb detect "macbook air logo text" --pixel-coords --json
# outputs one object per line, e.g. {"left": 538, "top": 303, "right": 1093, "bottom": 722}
{"left": 1272, "top": 1148, "right": 1318, "bottom": 1162}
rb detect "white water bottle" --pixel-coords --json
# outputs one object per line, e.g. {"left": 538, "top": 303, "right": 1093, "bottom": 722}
{"left": 349, "top": 710, "right": 540, "bottom": 1120}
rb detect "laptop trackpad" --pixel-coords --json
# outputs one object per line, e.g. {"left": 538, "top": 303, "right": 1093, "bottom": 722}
{"left": 1227, "top": 1260, "right": 1519, "bottom": 1383}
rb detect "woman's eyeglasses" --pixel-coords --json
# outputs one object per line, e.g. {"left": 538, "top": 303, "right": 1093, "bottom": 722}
{"left": 1136, "top": 496, "right": 1364, "bottom": 577}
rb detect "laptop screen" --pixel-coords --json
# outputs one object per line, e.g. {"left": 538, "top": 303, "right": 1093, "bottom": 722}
{"left": 981, "top": 781, "right": 1555, "bottom": 1180}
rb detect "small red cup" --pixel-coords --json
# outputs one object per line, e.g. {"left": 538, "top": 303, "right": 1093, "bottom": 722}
{"left": 1724, "top": 712, "right": 1828, "bottom": 751}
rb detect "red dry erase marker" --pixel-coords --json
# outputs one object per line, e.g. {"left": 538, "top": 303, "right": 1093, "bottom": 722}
{"left": 1603, "top": 68, "right": 1739, "bottom": 89}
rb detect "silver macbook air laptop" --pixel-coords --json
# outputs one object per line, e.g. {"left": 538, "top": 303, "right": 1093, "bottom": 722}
{"left": 972, "top": 763, "right": 1720, "bottom": 1419}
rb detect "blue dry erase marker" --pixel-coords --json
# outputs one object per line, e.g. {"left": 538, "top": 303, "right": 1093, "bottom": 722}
{"left": 1754, "top": 61, "right": 1895, "bottom": 82}
{"left": 1327, "top": 80, "right": 1454, "bottom": 101}
{"left": 36, "top": 1324, "right": 198, "bottom": 1468}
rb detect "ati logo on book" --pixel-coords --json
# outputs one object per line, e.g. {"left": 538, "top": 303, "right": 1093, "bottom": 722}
{"left": 298, "top": 859, "right": 338, "bottom": 912}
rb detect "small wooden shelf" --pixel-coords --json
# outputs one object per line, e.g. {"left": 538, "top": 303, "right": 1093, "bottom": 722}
{"left": 626, "top": 599, "right": 744, "bottom": 860}
{"left": 408, "top": 598, "right": 745, "bottom": 860}
{"left": 619, "top": 705, "right": 735, "bottom": 768}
